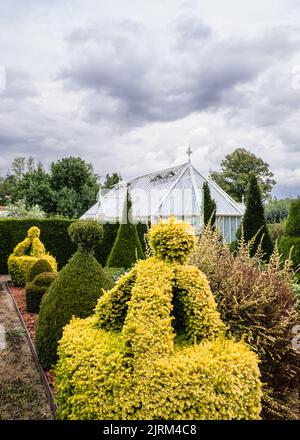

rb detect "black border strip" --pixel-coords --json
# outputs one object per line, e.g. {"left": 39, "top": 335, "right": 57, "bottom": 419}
{"left": 5, "top": 281, "right": 57, "bottom": 419}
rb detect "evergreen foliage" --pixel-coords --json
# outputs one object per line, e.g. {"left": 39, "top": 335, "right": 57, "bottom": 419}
{"left": 26, "top": 272, "right": 57, "bottom": 313}
{"left": 7, "top": 226, "right": 57, "bottom": 286}
{"left": 0, "top": 219, "right": 129, "bottom": 274}
{"left": 35, "top": 220, "right": 112, "bottom": 369}
{"left": 106, "top": 192, "right": 144, "bottom": 268}
{"left": 27, "top": 258, "right": 54, "bottom": 283}
{"left": 240, "top": 175, "right": 273, "bottom": 259}
{"left": 279, "top": 199, "right": 300, "bottom": 278}
{"left": 284, "top": 199, "right": 300, "bottom": 236}
{"left": 203, "top": 181, "right": 216, "bottom": 226}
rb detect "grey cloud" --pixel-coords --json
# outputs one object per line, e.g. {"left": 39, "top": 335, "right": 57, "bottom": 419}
{"left": 175, "top": 16, "right": 212, "bottom": 42}
{"left": 60, "top": 20, "right": 300, "bottom": 128}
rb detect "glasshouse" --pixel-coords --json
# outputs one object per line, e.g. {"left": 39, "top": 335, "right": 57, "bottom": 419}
{"left": 82, "top": 161, "right": 244, "bottom": 243}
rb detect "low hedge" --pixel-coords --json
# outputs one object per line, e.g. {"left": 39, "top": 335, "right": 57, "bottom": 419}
{"left": 27, "top": 258, "right": 55, "bottom": 283}
{"left": 26, "top": 272, "right": 58, "bottom": 313}
{"left": 0, "top": 219, "right": 147, "bottom": 273}
{"left": 8, "top": 255, "right": 56, "bottom": 287}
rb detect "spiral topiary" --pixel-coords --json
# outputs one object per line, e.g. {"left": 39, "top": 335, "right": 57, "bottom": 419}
{"left": 36, "top": 220, "right": 112, "bottom": 369}
{"left": 55, "top": 217, "right": 262, "bottom": 420}
{"left": 8, "top": 226, "right": 57, "bottom": 286}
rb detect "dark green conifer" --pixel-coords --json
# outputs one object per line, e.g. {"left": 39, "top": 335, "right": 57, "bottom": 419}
{"left": 203, "top": 181, "right": 216, "bottom": 226}
{"left": 241, "top": 175, "right": 273, "bottom": 259}
{"left": 107, "top": 190, "right": 144, "bottom": 269}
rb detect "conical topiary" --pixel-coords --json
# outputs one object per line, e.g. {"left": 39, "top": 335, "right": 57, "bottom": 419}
{"left": 35, "top": 220, "right": 112, "bottom": 369}
{"left": 240, "top": 175, "right": 273, "bottom": 259}
{"left": 106, "top": 190, "right": 144, "bottom": 269}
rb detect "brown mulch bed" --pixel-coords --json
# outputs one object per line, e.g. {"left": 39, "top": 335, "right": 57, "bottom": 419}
{"left": 9, "top": 285, "right": 37, "bottom": 344}
{"left": 8, "top": 284, "right": 55, "bottom": 394}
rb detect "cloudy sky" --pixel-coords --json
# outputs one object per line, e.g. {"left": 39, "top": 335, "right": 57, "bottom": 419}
{"left": 0, "top": 0, "right": 300, "bottom": 198}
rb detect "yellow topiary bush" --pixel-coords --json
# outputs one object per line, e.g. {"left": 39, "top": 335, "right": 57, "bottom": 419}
{"left": 8, "top": 226, "right": 57, "bottom": 286}
{"left": 55, "top": 218, "right": 262, "bottom": 420}
{"left": 147, "top": 216, "right": 196, "bottom": 263}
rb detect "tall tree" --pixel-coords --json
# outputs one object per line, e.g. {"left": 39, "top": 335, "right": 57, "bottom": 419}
{"left": 240, "top": 175, "right": 273, "bottom": 259}
{"left": 203, "top": 182, "right": 216, "bottom": 226}
{"left": 15, "top": 164, "right": 55, "bottom": 213}
{"left": 103, "top": 172, "right": 121, "bottom": 190}
{"left": 50, "top": 157, "right": 99, "bottom": 217}
{"left": 210, "top": 148, "right": 276, "bottom": 202}
{"left": 10, "top": 156, "right": 26, "bottom": 180}
{"left": 0, "top": 174, "right": 16, "bottom": 204}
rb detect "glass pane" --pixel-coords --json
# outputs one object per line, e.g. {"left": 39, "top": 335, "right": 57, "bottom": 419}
{"left": 224, "top": 217, "right": 230, "bottom": 243}
{"left": 230, "top": 217, "right": 237, "bottom": 242}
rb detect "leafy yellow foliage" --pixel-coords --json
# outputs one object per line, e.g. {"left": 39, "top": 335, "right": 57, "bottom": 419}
{"left": 55, "top": 217, "right": 262, "bottom": 419}
{"left": 147, "top": 217, "right": 196, "bottom": 263}
{"left": 8, "top": 226, "right": 57, "bottom": 286}
{"left": 56, "top": 318, "right": 261, "bottom": 420}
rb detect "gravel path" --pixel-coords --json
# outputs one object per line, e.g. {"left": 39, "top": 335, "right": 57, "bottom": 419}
{"left": 0, "top": 279, "right": 53, "bottom": 420}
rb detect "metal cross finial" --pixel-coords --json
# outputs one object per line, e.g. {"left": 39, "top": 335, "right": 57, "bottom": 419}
{"left": 186, "top": 146, "right": 192, "bottom": 163}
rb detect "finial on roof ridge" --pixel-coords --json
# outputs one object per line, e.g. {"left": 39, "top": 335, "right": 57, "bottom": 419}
{"left": 186, "top": 146, "right": 192, "bottom": 163}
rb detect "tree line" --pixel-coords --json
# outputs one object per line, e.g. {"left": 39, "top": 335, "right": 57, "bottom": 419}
{"left": 0, "top": 157, "right": 121, "bottom": 218}
{"left": 0, "top": 148, "right": 285, "bottom": 219}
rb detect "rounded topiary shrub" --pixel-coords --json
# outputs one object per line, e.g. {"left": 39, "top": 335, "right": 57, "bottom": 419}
{"left": 27, "top": 258, "right": 54, "bottom": 283}
{"left": 8, "top": 226, "right": 57, "bottom": 287}
{"left": 26, "top": 272, "right": 58, "bottom": 314}
{"left": 36, "top": 220, "right": 112, "bottom": 369}
{"left": 55, "top": 218, "right": 262, "bottom": 420}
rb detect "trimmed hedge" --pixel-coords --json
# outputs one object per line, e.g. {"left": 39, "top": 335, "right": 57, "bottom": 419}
{"left": 55, "top": 218, "right": 262, "bottom": 420}
{"left": 0, "top": 219, "right": 75, "bottom": 274}
{"left": 0, "top": 219, "right": 147, "bottom": 273}
{"left": 26, "top": 272, "right": 58, "bottom": 313}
